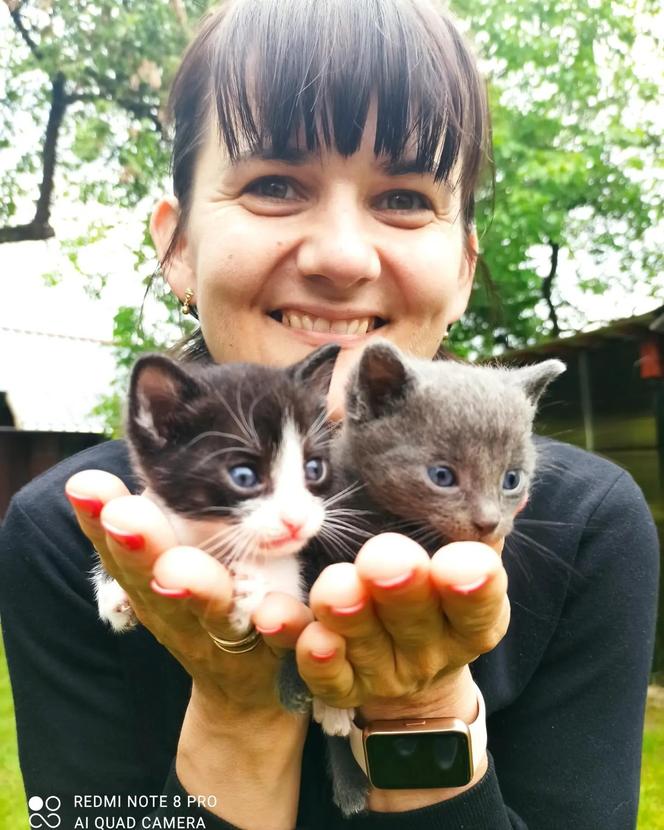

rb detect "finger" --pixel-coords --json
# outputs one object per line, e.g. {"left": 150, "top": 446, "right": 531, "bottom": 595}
{"left": 296, "top": 621, "right": 356, "bottom": 706}
{"left": 100, "top": 495, "right": 178, "bottom": 588}
{"left": 309, "top": 562, "right": 411, "bottom": 698}
{"left": 253, "top": 592, "right": 314, "bottom": 650}
{"left": 431, "top": 542, "right": 510, "bottom": 653}
{"left": 65, "top": 470, "right": 131, "bottom": 556}
{"left": 354, "top": 534, "right": 443, "bottom": 649}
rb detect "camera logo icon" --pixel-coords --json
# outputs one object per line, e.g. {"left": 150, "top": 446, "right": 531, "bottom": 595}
{"left": 28, "top": 795, "right": 62, "bottom": 828}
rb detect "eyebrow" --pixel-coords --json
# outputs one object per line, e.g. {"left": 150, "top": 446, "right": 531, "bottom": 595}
{"left": 232, "top": 146, "right": 434, "bottom": 177}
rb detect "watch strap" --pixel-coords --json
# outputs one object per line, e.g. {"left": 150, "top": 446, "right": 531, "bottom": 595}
{"left": 349, "top": 681, "right": 487, "bottom": 780}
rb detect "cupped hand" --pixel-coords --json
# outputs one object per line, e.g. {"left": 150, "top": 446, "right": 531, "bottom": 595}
{"left": 65, "top": 469, "right": 313, "bottom": 712}
{"left": 296, "top": 532, "right": 509, "bottom": 719}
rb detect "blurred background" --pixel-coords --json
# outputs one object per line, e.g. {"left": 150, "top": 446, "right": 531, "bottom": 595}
{"left": 0, "top": 0, "right": 662, "bottom": 826}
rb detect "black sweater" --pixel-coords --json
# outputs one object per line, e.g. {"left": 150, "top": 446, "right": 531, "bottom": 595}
{"left": 0, "top": 437, "right": 659, "bottom": 830}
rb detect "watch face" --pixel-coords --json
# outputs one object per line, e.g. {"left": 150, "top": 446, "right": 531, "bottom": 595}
{"left": 365, "top": 729, "right": 472, "bottom": 789}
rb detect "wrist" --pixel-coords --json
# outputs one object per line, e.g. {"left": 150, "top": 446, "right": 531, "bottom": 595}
{"left": 176, "top": 682, "right": 308, "bottom": 830}
{"left": 357, "top": 668, "right": 488, "bottom": 813}
{"left": 360, "top": 666, "right": 478, "bottom": 722}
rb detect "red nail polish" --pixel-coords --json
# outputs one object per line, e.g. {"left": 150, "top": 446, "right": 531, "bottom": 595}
{"left": 255, "top": 623, "right": 284, "bottom": 636}
{"left": 104, "top": 526, "right": 144, "bottom": 550}
{"left": 311, "top": 649, "right": 336, "bottom": 662}
{"left": 330, "top": 599, "right": 366, "bottom": 616}
{"left": 67, "top": 494, "right": 103, "bottom": 518}
{"left": 149, "top": 578, "right": 191, "bottom": 599}
{"left": 449, "top": 576, "right": 489, "bottom": 595}
{"left": 373, "top": 570, "right": 415, "bottom": 590}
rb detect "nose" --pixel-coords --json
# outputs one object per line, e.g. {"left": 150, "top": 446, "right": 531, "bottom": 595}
{"left": 281, "top": 518, "right": 305, "bottom": 538}
{"left": 471, "top": 505, "right": 501, "bottom": 536}
{"left": 296, "top": 192, "right": 381, "bottom": 291}
{"left": 473, "top": 518, "right": 500, "bottom": 536}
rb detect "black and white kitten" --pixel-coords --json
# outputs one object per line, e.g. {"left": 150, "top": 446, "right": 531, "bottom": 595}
{"left": 323, "top": 340, "right": 566, "bottom": 814}
{"left": 91, "top": 344, "right": 364, "bottom": 730}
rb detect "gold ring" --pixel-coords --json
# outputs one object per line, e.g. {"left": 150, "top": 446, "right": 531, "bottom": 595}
{"left": 208, "top": 626, "right": 262, "bottom": 654}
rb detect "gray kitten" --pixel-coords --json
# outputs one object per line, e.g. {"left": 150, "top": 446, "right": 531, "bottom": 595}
{"left": 325, "top": 340, "right": 565, "bottom": 815}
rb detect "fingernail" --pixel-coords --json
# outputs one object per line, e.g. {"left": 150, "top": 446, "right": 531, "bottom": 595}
{"left": 449, "top": 576, "right": 489, "bottom": 595}
{"left": 330, "top": 599, "right": 366, "bottom": 616}
{"left": 103, "top": 525, "right": 144, "bottom": 550}
{"left": 255, "top": 623, "right": 284, "bottom": 636}
{"left": 67, "top": 493, "right": 103, "bottom": 518}
{"left": 311, "top": 649, "right": 336, "bottom": 662}
{"left": 149, "top": 578, "right": 191, "bottom": 599}
{"left": 373, "top": 570, "right": 415, "bottom": 590}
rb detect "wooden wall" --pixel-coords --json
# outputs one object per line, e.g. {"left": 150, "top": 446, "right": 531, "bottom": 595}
{"left": 0, "top": 429, "right": 105, "bottom": 521}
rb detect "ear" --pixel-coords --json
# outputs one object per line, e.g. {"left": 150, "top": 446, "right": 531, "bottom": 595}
{"left": 510, "top": 359, "right": 566, "bottom": 406}
{"left": 127, "top": 355, "right": 203, "bottom": 447}
{"left": 150, "top": 196, "right": 196, "bottom": 304}
{"left": 346, "top": 340, "right": 414, "bottom": 422}
{"left": 289, "top": 344, "right": 341, "bottom": 399}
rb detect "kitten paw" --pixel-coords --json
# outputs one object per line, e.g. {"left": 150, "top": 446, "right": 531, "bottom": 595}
{"left": 229, "top": 574, "right": 268, "bottom": 632}
{"left": 313, "top": 699, "right": 355, "bottom": 737}
{"left": 96, "top": 579, "right": 138, "bottom": 633}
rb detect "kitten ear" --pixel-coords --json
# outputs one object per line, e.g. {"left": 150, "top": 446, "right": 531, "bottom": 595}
{"left": 128, "top": 354, "right": 202, "bottom": 447}
{"left": 510, "top": 359, "right": 566, "bottom": 405}
{"left": 347, "top": 340, "right": 413, "bottom": 422}
{"left": 290, "top": 344, "right": 341, "bottom": 398}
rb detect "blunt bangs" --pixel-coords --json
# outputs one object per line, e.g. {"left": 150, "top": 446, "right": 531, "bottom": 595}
{"left": 168, "top": 0, "right": 490, "bottom": 230}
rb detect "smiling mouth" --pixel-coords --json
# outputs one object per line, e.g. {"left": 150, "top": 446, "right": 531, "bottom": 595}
{"left": 268, "top": 309, "right": 388, "bottom": 335}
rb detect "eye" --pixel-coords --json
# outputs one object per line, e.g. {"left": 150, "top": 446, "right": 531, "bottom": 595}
{"left": 375, "top": 190, "right": 432, "bottom": 212}
{"left": 229, "top": 465, "right": 260, "bottom": 489}
{"left": 304, "top": 458, "right": 327, "bottom": 483}
{"left": 427, "top": 465, "right": 457, "bottom": 487}
{"left": 502, "top": 470, "right": 522, "bottom": 491}
{"left": 244, "top": 176, "right": 298, "bottom": 200}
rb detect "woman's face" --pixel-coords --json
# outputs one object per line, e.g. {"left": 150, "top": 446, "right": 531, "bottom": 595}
{"left": 152, "top": 108, "right": 476, "bottom": 416}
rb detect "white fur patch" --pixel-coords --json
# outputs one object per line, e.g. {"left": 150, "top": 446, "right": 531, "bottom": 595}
{"left": 92, "top": 567, "right": 138, "bottom": 633}
{"left": 239, "top": 416, "right": 325, "bottom": 551}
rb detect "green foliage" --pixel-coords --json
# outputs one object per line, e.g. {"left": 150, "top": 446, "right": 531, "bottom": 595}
{"left": 450, "top": 0, "right": 663, "bottom": 353}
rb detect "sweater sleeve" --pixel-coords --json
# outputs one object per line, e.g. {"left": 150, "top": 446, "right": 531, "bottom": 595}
{"left": 482, "top": 468, "right": 659, "bottom": 829}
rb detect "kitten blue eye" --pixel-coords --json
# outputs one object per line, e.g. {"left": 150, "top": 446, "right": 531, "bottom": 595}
{"left": 305, "top": 458, "right": 327, "bottom": 483}
{"left": 427, "top": 466, "right": 457, "bottom": 487}
{"left": 502, "top": 470, "right": 522, "bottom": 491}
{"left": 229, "top": 465, "right": 260, "bottom": 489}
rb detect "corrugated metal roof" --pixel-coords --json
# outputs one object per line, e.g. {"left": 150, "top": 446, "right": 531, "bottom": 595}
{"left": 499, "top": 305, "right": 664, "bottom": 360}
{"left": 0, "top": 327, "right": 117, "bottom": 433}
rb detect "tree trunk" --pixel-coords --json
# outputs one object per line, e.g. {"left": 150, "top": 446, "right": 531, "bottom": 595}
{"left": 0, "top": 73, "right": 67, "bottom": 244}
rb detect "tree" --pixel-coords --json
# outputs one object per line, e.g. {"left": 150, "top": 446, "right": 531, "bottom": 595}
{"left": 1, "top": 0, "right": 662, "bottom": 375}
{"left": 450, "top": 0, "right": 663, "bottom": 354}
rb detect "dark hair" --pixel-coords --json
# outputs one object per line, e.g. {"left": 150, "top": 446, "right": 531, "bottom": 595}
{"left": 162, "top": 0, "right": 492, "bottom": 362}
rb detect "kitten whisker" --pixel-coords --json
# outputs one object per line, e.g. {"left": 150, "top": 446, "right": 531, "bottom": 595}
{"left": 508, "top": 528, "right": 581, "bottom": 577}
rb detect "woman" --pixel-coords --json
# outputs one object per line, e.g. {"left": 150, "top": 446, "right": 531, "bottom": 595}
{"left": 0, "top": 1, "right": 658, "bottom": 828}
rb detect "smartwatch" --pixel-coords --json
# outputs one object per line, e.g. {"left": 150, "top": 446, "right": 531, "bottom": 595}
{"left": 348, "top": 682, "right": 487, "bottom": 790}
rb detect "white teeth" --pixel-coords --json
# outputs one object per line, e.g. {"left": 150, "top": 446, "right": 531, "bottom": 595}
{"left": 277, "top": 310, "right": 380, "bottom": 335}
{"left": 313, "top": 317, "right": 331, "bottom": 333}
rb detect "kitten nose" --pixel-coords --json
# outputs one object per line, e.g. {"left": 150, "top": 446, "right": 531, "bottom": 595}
{"left": 282, "top": 519, "right": 304, "bottom": 538}
{"left": 472, "top": 517, "right": 500, "bottom": 535}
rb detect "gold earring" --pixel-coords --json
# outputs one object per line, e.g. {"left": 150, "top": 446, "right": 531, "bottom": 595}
{"left": 181, "top": 288, "right": 194, "bottom": 315}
